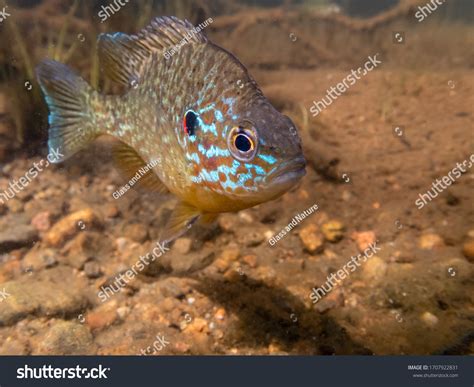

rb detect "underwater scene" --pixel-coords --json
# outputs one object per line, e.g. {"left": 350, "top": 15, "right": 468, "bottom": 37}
{"left": 0, "top": 0, "right": 473, "bottom": 356}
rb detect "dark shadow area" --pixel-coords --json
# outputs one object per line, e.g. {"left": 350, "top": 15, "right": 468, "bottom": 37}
{"left": 194, "top": 276, "right": 373, "bottom": 355}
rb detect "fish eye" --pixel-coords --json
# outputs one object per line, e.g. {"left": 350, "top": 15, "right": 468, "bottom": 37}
{"left": 183, "top": 110, "right": 198, "bottom": 136}
{"left": 228, "top": 126, "right": 258, "bottom": 161}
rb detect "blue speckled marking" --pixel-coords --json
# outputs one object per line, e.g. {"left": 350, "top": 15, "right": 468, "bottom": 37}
{"left": 214, "top": 110, "right": 224, "bottom": 122}
{"left": 198, "top": 103, "right": 216, "bottom": 114}
{"left": 198, "top": 117, "right": 218, "bottom": 136}
{"left": 237, "top": 172, "right": 252, "bottom": 184}
{"left": 258, "top": 154, "right": 277, "bottom": 165}
{"left": 198, "top": 144, "right": 230, "bottom": 158}
{"left": 186, "top": 152, "right": 200, "bottom": 164}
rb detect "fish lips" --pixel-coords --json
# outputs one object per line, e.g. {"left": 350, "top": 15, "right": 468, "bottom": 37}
{"left": 268, "top": 156, "right": 306, "bottom": 187}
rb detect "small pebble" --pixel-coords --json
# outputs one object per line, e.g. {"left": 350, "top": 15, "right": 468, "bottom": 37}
{"left": 299, "top": 224, "right": 324, "bottom": 253}
{"left": 31, "top": 211, "right": 52, "bottom": 232}
{"left": 421, "top": 311, "right": 439, "bottom": 327}
{"left": 242, "top": 254, "right": 258, "bottom": 268}
{"left": 418, "top": 233, "right": 444, "bottom": 250}
{"left": 351, "top": 231, "right": 376, "bottom": 252}
{"left": 83, "top": 261, "right": 102, "bottom": 278}
{"left": 174, "top": 238, "right": 192, "bottom": 255}
{"left": 124, "top": 223, "right": 148, "bottom": 243}
{"left": 461, "top": 240, "right": 474, "bottom": 262}
{"left": 214, "top": 308, "right": 226, "bottom": 320}
{"left": 321, "top": 221, "right": 344, "bottom": 242}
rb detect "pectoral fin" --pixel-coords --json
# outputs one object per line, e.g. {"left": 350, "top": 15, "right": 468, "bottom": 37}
{"left": 112, "top": 141, "right": 168, "bottom": 194}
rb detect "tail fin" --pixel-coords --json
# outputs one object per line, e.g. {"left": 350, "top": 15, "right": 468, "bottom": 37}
{"left": 35, "top": 60, "right": 101, "bottom": 163}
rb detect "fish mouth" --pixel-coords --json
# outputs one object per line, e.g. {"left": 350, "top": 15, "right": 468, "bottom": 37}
{"left": 269, "top": 157, "right": 306, "bottom": 186}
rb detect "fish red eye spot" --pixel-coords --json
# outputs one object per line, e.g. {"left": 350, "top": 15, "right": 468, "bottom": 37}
{"left": 183, "top": 110, "right": 197, "bottom": 136}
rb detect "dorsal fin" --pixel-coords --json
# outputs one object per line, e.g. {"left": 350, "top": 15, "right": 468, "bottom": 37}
{"left": 98, "top": 16, "right": 209, "bottom": 87}
{"left": 112, "top": 141, "right": 168, "bottom": 194}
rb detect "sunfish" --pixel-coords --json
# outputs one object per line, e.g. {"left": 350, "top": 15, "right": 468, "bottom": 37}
{"left": 35, "top": 16, "right": 306, "bottom": 244}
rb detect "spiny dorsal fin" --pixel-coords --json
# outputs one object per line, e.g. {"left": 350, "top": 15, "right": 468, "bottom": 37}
{"left": 160, "top": 201, "right": 201, "bottom": 246}
{"left": 98, "top": 16, "right": 209, "bottom": 87}
{"left": 112, "top": 141, "right": 168, "bottom": 194}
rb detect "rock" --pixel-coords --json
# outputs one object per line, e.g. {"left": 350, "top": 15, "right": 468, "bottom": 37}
{"left": 186, "top": 317, "right": 208, "bottom": 334}
{"left": 86, "top": 303, "right": 118, "bottom": 331}
{"left": 0, "top": 259, "right": 21, "bottom": 282}
{"left": 238, "top": 229, "right": 265, "bottom": 247}
{"left": 36, "top": 321, "right": 95, "bottom": 355}
{"left": 173, "top": 238, "right": 193, "bottom": 255}
{"left": 351, "top": 231, "right": 376, "bottom": 252}
{"left": 268, "top": 342, "right": 286, "bottom": 355}
{"left": 124, "top": 223, "right": 148, "bottom": 243}
{"left": 313, "top": 288, "right": 344, "bottom": 313}
{"left": 218, "top": 214, "right": 237, "bottom": 233}
{"left": 22, "top": 247, "right": 57, "bottom": 271}
{"left": 115, "top": 237, "right": 130, "bottom": 252}
{"left": 418, "top": 233, "right": 444, "bottom": 250}
{"left": 214, "top": 308, "right": 226, "bottom": 320}
{"left": 44, "top": 208, "right": 101, "bottom": 247}
{"left": 462, "top": 240, "right": 474, "bottom": 262}
{"left": 0, "top": 337, "right": 29, "bottom": 355}
{"left": 174, "top": 341, "right": 191, "bottom": 353}
{"left": 361, "top": 256, "right": 387, "bottom": 283}
{"left": 104, "top": 204, "right": 120, "bottom": 218}
{"left": 170, "top": 251, "right": 215, "bottom": 273}
{"left": 116, "top": 306, "right": 131, "bottom": 320}
{"left": 0, "top": 268, "right": 89, "bottom": 326}
{"left": 238, "top": 211, "right": 253, "bottom": 223}
{"left": 214, "top": 258, "right": 230, "bottom": 273}
{"left": 158, "top": 277, "right": 190, "bottom": 299}
{"left": 83, "top": 261, "right": 102, "bottom": 278}
{"left": 242, "top": 254, "right": 258, "bottom": 268}
{"left": 420, "top": 312, "right": 438, "bottom": 327}
{"left": 63, "top": 232, "right": 104, "bottom": 269}
{"left": 219, "top": 246, "right": 240, "bottom": 262}
{"left": 31, "top": 211, "right": 52, "bottom": 232}
{"left": 6, "top": 199, "right": 23, "bottom": 213}
{"left": 321, "top": 221, "right": 344, "bottom": 242}
{"left": 299, "top": 224, "right": 324, "bottom": 253}
{"left": 253, "top": 266, "right": 278, "bottom": 285}
{"left": 0, "top": 225, "right": 38, "bottom": 253}
{"left": 341, "top": 190, "right": 352, "bottom": 201}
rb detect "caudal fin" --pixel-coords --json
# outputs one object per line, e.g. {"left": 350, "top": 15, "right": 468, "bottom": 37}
{"left": 35, "top": 60, "right": 101, "bottom": 162}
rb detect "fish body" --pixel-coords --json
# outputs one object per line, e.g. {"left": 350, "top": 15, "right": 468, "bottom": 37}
{"left": 36, "top": 16, "right": 306, "bottom": 243}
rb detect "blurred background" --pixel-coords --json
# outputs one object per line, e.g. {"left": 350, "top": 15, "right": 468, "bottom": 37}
{"left": 0, "top": 0, "right": 472, "bottom": 356}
